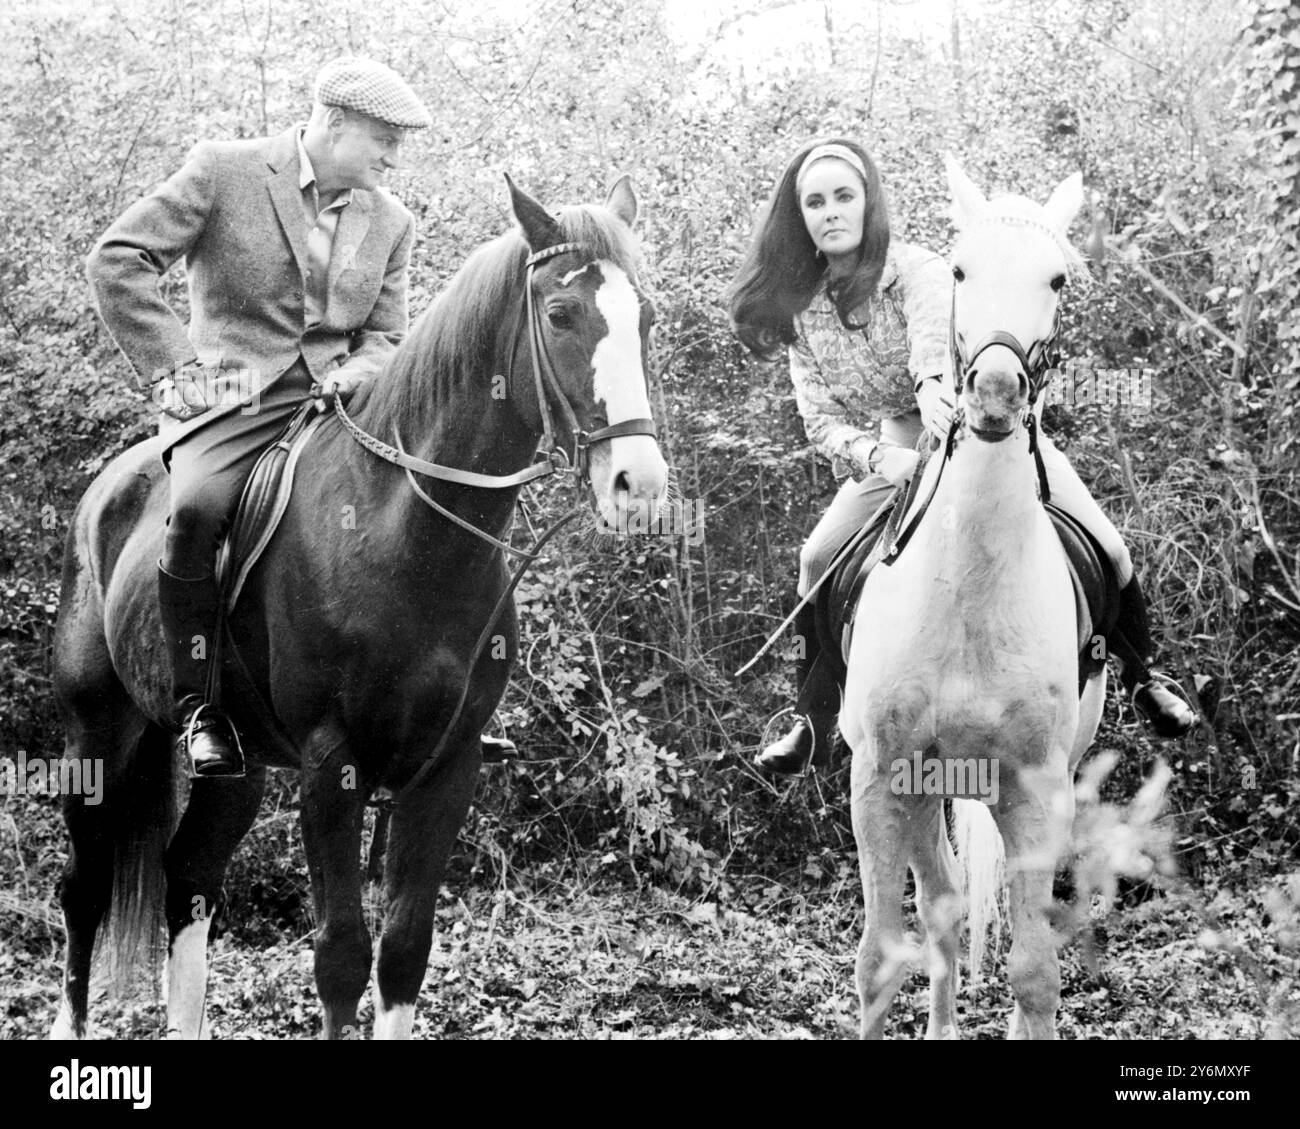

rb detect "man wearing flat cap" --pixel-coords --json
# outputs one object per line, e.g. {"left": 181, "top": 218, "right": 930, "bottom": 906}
{"left": 87, "top": 57, "right": 513, "bottom": 776}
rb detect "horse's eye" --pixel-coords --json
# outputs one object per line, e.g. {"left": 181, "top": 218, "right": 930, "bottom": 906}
{"left": 1050, "top": 274, "right": 1066, "bottom": 292}
{"left": 952, "top": 266, "right": 965, "bottom": 283}
{"left": 548, "top": 308, "right": 573, "bottom": 329}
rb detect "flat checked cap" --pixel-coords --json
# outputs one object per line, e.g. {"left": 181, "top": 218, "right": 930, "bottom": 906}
{"left": 314, "top": 57, "right": 432, "bottom": 130}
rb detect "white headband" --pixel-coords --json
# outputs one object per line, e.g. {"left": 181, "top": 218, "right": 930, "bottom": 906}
{"left": 796, "top": 144, "right": 869, "bottom": 192}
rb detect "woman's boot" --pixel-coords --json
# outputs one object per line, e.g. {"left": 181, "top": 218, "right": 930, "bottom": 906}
{"left": 754, "top": 603, "right": 841, "bottom": 775}
{"left": 1108, "top": 574, "right": 1197, "bottom": 738}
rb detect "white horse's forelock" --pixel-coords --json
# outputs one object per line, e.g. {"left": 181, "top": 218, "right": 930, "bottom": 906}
{"left": 964, "top": 196, "right": 1092, "bottom": 289}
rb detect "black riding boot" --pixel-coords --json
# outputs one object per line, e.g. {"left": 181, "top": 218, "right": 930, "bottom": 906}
{"left": 1108, "top": 574, "right": 1197, "bottom": 739}
{"left": 157, "top": 562, "right": 244, "bottom": 778}
{"left": 754, "top": 602, "right": 842, "bottom": 776}
{"left": 480, "top": 732, "right": 520, "bottom": 762}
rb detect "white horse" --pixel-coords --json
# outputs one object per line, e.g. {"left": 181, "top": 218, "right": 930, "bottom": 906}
{"left": 839, "top": 158, "right": 1105, "bottom": 1039}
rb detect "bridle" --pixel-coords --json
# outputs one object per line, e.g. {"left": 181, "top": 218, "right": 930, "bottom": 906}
{"left": 739, "top": 241, "right": 1071, "bottom": 677}
{"left": 327, "top": 238, "right": 661, "bottom": 813}
{"left": 948, "top": 281, "right": 1062, "bottom": 410}
{"left": 332, "top": 239, "right": 659, "bottom": 546}
{"left": 946, "top": 278, "right": 1061, "bottom": 495}
{"left": 520, "top": 242, "right": 659, "bottom": 480}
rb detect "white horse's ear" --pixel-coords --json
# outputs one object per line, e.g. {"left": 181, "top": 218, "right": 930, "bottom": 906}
{"left": 944, "top": 155, "right": 988, "bottom": 229}
{"left": 1044, "top": 172, "right": 1084, "bottom": 234}
{"left": 605, "top": 175, "right": 638, "bottom": 229}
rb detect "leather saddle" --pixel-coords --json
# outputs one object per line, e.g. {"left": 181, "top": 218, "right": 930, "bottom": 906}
{"left": 214, "top": 403, "right": 327, "bottom": 613}
{"left": 815, "top": 449, "right": 1121, "bottom": 695}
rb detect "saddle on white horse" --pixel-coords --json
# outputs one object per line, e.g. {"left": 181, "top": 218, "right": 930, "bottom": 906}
{"left": 818, "top": 438, "right": 1121, "bottom": 694}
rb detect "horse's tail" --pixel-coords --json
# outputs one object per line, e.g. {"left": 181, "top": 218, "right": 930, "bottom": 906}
{"left": 100, "top": 722, "right": 179, "bottom": 997}
{"left": 952, "top": 799, "right": 1005, "bottom": 982}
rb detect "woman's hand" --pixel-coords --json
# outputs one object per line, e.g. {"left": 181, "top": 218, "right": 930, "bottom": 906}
{"left": 875, "top": 444, "right": 920, "bottom": 487}
{"left": 916, "top": 375, "right": 956, "bottom": 441}
{"left": 852, "top": 437, "right": 918, "bottom": 487}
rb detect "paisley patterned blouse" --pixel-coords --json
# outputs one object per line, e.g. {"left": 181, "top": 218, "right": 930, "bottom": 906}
{"left": 789, "top": 240, "right": 950, "bottom": 480}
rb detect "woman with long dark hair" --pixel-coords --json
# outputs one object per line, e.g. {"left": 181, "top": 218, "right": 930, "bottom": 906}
{"left": 729, "top": 138, "right": 1195, "bottom": 774}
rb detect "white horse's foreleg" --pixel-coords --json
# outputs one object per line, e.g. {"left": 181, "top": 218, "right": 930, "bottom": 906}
{"left": 997, "top": 767, "right": 1073, "bottom": 1040}
{"left": 851, "top": 760, "right": 910, "bottom": 1039}
{"left": 911, "top": 803, "right": 962, "bottom": 1039}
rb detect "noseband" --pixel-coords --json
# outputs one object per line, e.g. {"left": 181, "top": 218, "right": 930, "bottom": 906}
{"left": 948, "top": 282, "right": 1061, "bottom": 407}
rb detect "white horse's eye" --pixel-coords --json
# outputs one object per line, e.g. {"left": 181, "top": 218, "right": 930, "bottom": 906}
{"left": 1050, "top": 274, "right": 1066, "bottom": 292}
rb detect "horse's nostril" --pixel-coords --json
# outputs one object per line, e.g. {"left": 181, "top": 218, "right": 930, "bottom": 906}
{"left": 613, "top": 471, "right": 631, "bottom": 495}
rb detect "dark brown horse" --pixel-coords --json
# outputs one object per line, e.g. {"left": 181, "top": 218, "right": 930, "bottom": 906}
{"left": 49, "top": 176, "right": 667, "bottom": 1039}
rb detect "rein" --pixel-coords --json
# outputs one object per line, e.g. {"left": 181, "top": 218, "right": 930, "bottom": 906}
{"left": 737, "top": 287, "right": 1064, "bottom": 678}
{"left": 332, "top": 239, "right": 657, "bottom": 508}
{"left": 330, "top": 238, "right": 656, "bottom": 810}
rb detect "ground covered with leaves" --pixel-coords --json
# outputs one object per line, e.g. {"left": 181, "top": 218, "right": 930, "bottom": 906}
{"left": 2, "top": 782, "right": 1296, "bottom": 1041}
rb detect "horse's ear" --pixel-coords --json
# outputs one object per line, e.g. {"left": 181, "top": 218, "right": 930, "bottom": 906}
{"left": 1043, "top": 172, "right": 1084, "bottom": 235}
{"left": 605, "top": 175, "right": 638, "bottom": 229}
{"left": 944, "top": 154, "right": 987, "bottom": 230}
{"left": 504, "top": 172, "right": 561, "bottom": 252}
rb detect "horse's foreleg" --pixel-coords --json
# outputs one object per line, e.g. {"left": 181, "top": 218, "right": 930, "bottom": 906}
{"left": 162, "top": 769, "right": 266, "bottom": 1038}
{"left": 996, "top": 766, "right": 1073, "bottom": 1040}
{"left": 301, "top": 754, "right": 371, "bottom": 1040}
{"left": 851, "top": 759, "right": 910, "bottom": 1040}
{"left": 911, "top": 802, "right": 962, "bottom": 1040}
{"left": 373, "top": 742, "right": 480, "bottom": 1040}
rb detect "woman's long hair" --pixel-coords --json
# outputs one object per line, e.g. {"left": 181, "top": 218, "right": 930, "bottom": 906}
{"left": 727, "top": 137, "right": 890, "bottom": 360}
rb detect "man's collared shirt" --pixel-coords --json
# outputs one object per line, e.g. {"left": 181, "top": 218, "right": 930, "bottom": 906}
{"left": 296, "top": 128, "right": 352, "bottom": 328}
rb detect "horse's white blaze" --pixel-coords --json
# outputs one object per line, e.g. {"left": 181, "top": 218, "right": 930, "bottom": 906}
{"left": 164, "top": 917, "right": 211, "bottom": 1040}
{"left": 371, "top": 983, "right": 414, "bottom": 1040}
{"left": 590, "top": 263, "right": 651, "bottom": 425}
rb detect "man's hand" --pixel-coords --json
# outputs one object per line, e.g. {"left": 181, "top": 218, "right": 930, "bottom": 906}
{"left": 916, "top": 375, "right": 956, "bottom": 441}
{"left": 152, "top": 364, "right": 210, "bottom": 421}
{"left": 312, "top": 371, "right": 368, "bottom": 411}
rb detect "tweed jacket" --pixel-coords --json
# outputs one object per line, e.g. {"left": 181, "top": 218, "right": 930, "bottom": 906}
{"left": 790, "top": 240, "right": 950, "bottom": 480}
{"left": 86, "top": 125, "right": 415, "bottom": 434}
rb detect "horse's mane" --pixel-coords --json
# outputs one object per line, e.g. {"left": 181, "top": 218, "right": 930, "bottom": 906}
{"left": 358, "top": 202, "right": 644, "bottom": 438}
{"left": 959, "top": 194, "right": 1092, "bottom": 289}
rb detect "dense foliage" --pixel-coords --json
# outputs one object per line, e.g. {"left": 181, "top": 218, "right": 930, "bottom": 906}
{"left": 1, "top": 0, "right": 1295, "bottom": 959}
